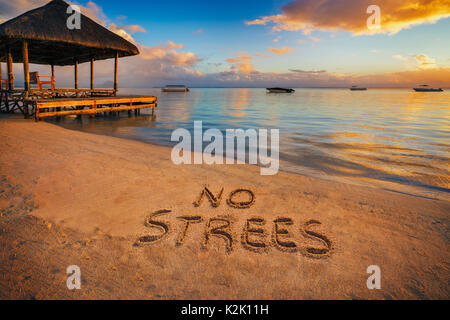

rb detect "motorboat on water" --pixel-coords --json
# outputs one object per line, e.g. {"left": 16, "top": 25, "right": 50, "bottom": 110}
{"left": 350, "top": 86, "right": 367, "bottom": 91}
{"left": 162, "top": 85, "right": 190, "bottom": 92}
{"left": 413, "top": 85, "right": 443, "bottom": 92}
{"left": 266, "top": 87, "right": 295, "bottom": 93}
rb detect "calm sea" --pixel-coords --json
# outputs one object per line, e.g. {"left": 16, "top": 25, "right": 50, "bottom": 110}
{"left": 49, "top": 88, "right": 450, "bottom": 201}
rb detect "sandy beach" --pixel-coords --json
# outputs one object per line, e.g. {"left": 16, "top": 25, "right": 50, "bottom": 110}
{"left": 0, "top": 116, "right": 448, "bottom": 300}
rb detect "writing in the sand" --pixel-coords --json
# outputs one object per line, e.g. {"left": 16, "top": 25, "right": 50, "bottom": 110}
{"left": 134, "top": 187, "right": 332, "bottom": 258}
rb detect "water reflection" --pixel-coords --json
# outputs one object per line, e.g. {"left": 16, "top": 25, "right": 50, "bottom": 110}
{"left": 48, "top": 88, "right": 450, "bottom": 200}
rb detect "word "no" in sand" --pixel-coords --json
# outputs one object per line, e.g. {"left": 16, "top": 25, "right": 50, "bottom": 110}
{"left": 135, "top": 187, "right": 333, "bottom": 258}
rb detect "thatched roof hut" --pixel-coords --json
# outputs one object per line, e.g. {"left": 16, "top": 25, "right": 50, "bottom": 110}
{"left": 0, "top": 0, "right": 139, "bottom": 66}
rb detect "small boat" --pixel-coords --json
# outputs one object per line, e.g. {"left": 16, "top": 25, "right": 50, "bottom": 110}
{"left": 413, "top": 85, "right": 443, "bottom": 92}
{"left": 162, "top": 85, "right": 190, "bottom": 92}
{"left": 350, "top": 86, "right": 367, "bottom": 91}
{"left": 266, "top": 87, "right": 295, "bottom": 93}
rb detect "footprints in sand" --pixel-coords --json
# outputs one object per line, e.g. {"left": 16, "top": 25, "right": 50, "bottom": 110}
{"left": 0, "top": 175, "right": 38, "bottom": 218}
{"left": 135, "top": 186, "right": 333, "bottom": 258}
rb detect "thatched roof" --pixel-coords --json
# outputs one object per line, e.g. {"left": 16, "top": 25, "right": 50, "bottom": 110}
{"left": 0, "top": 0, "right": 139, "bottom": 66}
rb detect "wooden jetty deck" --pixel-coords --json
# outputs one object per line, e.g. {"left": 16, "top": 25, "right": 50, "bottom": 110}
{"left": 33, "top": 95, "right": 157, "bottom": 120}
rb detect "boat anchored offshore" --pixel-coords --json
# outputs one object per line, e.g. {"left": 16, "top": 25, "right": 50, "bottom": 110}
{"left": 350, "top": 86, "right": 367, "bottom": 91}
{"left": 162, "top": 85, "right": 190, "bottom": 92}
{"left": 266, "top": 87, "right": 295, "bottom": 93}
{"left": 413, "top": 85, "right": 443, "bottom": 92}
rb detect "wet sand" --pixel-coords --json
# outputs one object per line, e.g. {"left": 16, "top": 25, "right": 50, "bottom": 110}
{"left": 0, "top": 117, "right": 448, "bottom": 299}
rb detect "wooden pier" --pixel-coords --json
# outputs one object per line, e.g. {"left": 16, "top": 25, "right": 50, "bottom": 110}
{"left": 34, "top": 95, "right": 157, "bottom": 120}
{"left": 0, "top": 88, "right": 157, "bottom": 120}
{"left": 0, "top": 0, "right": 155, "bottom": 121}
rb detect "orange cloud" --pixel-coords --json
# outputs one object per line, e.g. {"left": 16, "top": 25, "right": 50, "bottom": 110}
{"left": 267, "top": 47, "right": 294, "bottom": 54}
{"left": 108, "top": 23, "right": 136, "bottom": 43}
{"left": 139, "top": 41, "right": 198, "bottom": 66}
{"left": 121, "top": 24, "right": 147, "bottom": 33}
{"left": 353, "top": 67, "right": 450, "bottom": 86}
{"left": 226, "top": 52, "right": 256, "bottom": 73}
{"left": 246, "top": 0, "right": 450, "bottom": 35}
{"left": 414, "top": 54, "right": 438, "bottom": 69}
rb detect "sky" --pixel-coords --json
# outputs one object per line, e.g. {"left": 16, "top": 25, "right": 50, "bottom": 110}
{"left": 1, "top": 0, "right": 450, "bottom": 88}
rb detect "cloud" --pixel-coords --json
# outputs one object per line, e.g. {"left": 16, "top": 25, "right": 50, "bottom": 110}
{"left": 2, "top": 0, "right": 448, "bottom": 89}
{"left": 267, "top": 47, "right": 294, "bottom": 54}
{"left": 194, "top": 29, "right": 204, "bottom": 34}
{"left": 120, "top": 25, "right": 147, "bottom": 33}
{"left": 0, "top": 0, "right": 47, "bottom": 20}
{"left": 206, "top": 67, "right": 450, "bottom": 88}
{"left": 81, "top": 0, "right": 107, "bottom": 24}
{"left": 393, "top": 55, "right": 407, "bottom": 61}
{"left": 392, "top": 54, "right": 440, "bottom": 70}
{"left": 0, "top": 0, "right": 203, "bottom": 88}
{"left": 246, "top": 0, "right": 450, "bottom": 35}
{"left": 138, "top": 41, "right": 199, "bottom": 66}
{"left": 414, "top": 54, "right": 438, "bottom": 69}
{"left": 108, "top": 23, "right": 136, "bottom": 43}
{"left": 289, "top": 69, "right": 327, "bottom": 75}
{"left": 0, "top": 0, "right": 109, "bottom": 25}
{"left": 254, "top": 53, "right": 269, "bottom": 58}
{"left": 226, "top": 52, "right": 256, "bottom": 74}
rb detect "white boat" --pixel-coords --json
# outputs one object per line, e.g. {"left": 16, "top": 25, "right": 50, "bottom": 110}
{"left": 162, "top": 85, "right": 189, "bottom": 92}
{"left": 413, "top": 85, "right": 443, "bottom": 92}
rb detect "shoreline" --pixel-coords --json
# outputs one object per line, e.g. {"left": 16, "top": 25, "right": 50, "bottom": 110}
{"left": 0, "top": 117, "right": 449, "bottom": 299}
{"left": 48, "top": 114, "right": 449, "bottom": 202}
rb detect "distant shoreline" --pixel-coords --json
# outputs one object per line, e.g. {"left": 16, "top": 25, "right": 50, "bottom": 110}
{"left": 149, "top": 87, "right": 450, "bottom": 89}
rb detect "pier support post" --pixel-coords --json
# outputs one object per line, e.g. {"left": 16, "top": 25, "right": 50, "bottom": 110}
{"left": 114, "top": 52, "right": 118, "bottom": 96}
{"left": 23, "top": 41, "right": 30, "bottom": 91}
{"left": 74, "top": 60, "right": 78, "bottom": 90}
{"left": 7, "top": 48, "right": 14, "bottom": 90}
{"left": 90, "top": 57, "right": 94, "bottom": 91}
{"left": 22, "top": 41, "right": 30, "bottom": 117}
{"left": 51, "top": 64, "right": 55, "bottom": 90}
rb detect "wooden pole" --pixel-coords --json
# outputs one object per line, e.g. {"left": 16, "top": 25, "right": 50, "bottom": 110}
{"left": 114, "top": 52, "right": 118, "bottom": 94}
{"left": 50, "top": 63, "right": 55, "bottom": 90}
{"left": 74, "top": 60, "right": 78, "bottom": 89}
{"left": 0, "top": 62, "right": 2, "bottom": 90}
{"left": 23, "top": 41, "right": 30, "bottom": 91}
{"left": 90, "top": 57, "right": 94, "bottom": 90}
{"left": 7, "top": 48, "right": 14, "bottom": 90}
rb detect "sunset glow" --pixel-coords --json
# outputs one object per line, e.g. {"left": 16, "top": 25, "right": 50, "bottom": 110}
{"left": 1, "top": 0, "right": 449, "bottom": 88}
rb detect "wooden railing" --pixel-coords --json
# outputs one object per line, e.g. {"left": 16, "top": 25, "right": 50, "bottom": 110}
{"left": 27, "top": 88, "right": 117, "bottom": 100}
{"left": 34, "top": 96, "right": 157, "bottom": 120}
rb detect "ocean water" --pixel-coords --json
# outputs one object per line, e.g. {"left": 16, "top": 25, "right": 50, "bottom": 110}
{"left": 49, "top": 88, "right": 450, "bottom": 200}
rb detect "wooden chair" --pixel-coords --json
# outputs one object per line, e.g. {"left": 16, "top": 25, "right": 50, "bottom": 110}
{"left": 0, "top": 73, "right": 11, "bottom": 90}
{"left": 30, "top": 72, "right": 55, "bottom": 90}
{"left": 0, "top": 79, "right": 7, "bottom": 90}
